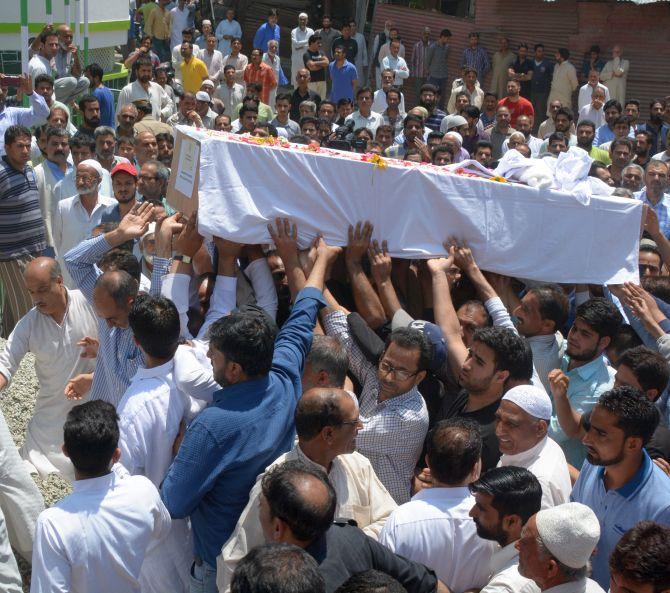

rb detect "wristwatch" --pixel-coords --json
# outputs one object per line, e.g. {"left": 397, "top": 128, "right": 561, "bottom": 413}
{"left": 173, "top": 254, "right": 193, "bottom": 264}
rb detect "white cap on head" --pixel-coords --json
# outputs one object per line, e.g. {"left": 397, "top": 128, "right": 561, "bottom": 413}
{"left": 195, "top": 91, "right": 211, "bottom": 103}
{"left": 299, "top": 12, "right": 308, "bottom": 19}
{"left": 446, "top": 131, "right": 463, "bottom": 146}
{"left": 535, "top": 502, "right": 600, "bottom": 569}
{"left": 78, "top": 158, "right": 104, "bottom": 178}
{"left": 502, "top": 384, "right": 552, "bottom": 420}
{"left": 202, "top": 19, "right": 211, "bottom": 26}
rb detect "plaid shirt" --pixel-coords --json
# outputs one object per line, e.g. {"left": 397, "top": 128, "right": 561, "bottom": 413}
{"left": 636, "top": 189, "right": 670, "bottom": 239}
{"left": 462, "top": 46, "right": 490, "bottom": 80}
{"left": 324, "top": 311, "right": 429, "bottom": 504}
{"left": 64, "top": 235, "right": 170, "bottom": 407}
{"left": 0, "top": 157, "right": 46, "bottom": 260}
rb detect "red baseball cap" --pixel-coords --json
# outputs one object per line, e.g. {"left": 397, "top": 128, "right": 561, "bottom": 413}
{"left": 111, "top": 162, "right": 138, "bottom": 178}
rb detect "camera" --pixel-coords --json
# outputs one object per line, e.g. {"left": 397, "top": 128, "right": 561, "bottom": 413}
{"left": 326, "top": 120, "right": 368, "bottom": 153}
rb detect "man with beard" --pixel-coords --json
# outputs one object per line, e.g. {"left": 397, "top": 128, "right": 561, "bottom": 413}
{"left": 469, "top": 466, "right": 542, "bottom": 593}
{"left": 635, "top": 161, "right": 670, "bottom": 237}
{"left": 633, "top": 130, "right": 653, "bottom": 169}
{"left": 34, "top": 126, "right": 72, "bottom": 250}
{"left": 508, "top": 43, "right": 534, "bottom": 100}
{"left": 576, "top": 120, "right": 611, "bottom": 165}
{"left": 608, "top": 138, "right": 633, "bottom": 186}
{"left": 638, "top": 99, "right": 670, "bottom": 155}
{"left": 384, "top": 114, "right": 425, "bottom": 160}
{"left": 594, "top": 100, "right": 630, "bottom": 147}
{"left": 101, "top": 162, "right": 138, "bottom": 224}
{"left": 93, "top": 126, "right": 126, "bottom": 173}
{"left": 53, "top": 159, "right": 115, "bottom": 282}
{"left": 572, "top": 387, "right": 670, "bottom": 589}
{"left": 539, "top": 107, "right": 575, "bottom": 154}
{"left": 411, "top": 84, "right": 443, "bottom": 133}
{"left": 77, "top": 95, "right": 101, "bottom": 137}
{"left": 546, "top": 298, "right": 622, "bottom": 467}
{"left": 621, "top": 163, "right": 644, "bottom": 192}
{"left": 117, "top": 56, "right": 174, "bottom": 123}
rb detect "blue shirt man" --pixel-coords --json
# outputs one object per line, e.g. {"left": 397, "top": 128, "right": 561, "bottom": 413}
{"left": 329, "top": 55, "right": 358, "bottom": 104}
{"left": 572, "top": 387, "right": 670, "bottom": 590}
{"left": 161, "top": 285, "right": 327, "bottom": 570}
{"left": 0, "top": 90, "right": 49, "bottom": 156}
{"left": 253, "top": 15, "right": 280, "bottom": 53}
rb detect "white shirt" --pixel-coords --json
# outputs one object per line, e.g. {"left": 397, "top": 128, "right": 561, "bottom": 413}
{"left": 481, "top": 542, "right": 539, "bottom": 593}
{"left": 53, "top": 194, "right": 116, "bottom": 270}
{"left": 371, "top": 88, "right": 406, "bottom": 115}
{"left": 577, "top": 83, "right": 610, "bottom": 111}
{"left": 502, "top": 135, "right": 543, "bottom": 158}
{"left": 544, "top": 579, "right": 607, "bottom": 593}
{"left": 498, "top": 436, "right": 572, "bottom": 509}
{"left": 117, "top": 80, "right": 174, "bottom": 123}
{"left": 527, "top": 332, "right": 565, "bottom": 394}
{"left": 379, "top": 487, "right": 495, "bottom": 592}
{"left": 214, "top": 81, "right": 246, "bottom": 117}
{"left": 29, "top": 54, "right": 53, "bottom": 84}
{"left": 169, "top": 5, "right": 191, "bottom": 49}
{"left": 652, "top": 150, "right": 670, "bottom": 163}
{"left": 116, "top": 359, "right": 195, "bottom": 593}
{"left": 215, "top": 19, "right": 242, "bottom": 56}
{"left": 578, "top": 104, "right": 606, "bottom": 129}
{"left": 0, "top": 290, "right": 97, "bottom": 480}
{"left": 201, "top": 48, "right": 224, "bottom": 81}
{"left": 381, "top": 55, "right": 410, "bottom": 86}
{"left": 53, "top": 169, "right": 113, "bottom": 206}
{"left": 345, "top": 110, "right": 384, "bottom": 135}
{"left": 31, "top": 471, "right": 171, "bottom": 593}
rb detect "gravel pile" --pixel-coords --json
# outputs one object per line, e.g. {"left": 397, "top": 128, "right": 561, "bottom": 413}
{"left": 0, "top": 338, "right": 71, "bottom": 590}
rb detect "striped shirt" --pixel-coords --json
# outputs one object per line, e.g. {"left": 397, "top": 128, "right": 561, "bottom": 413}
{"left": 64, "top": 234, "right": 170, "bottom": 407}
{"left": 462, "top": 46, "right": 490, "bottom": 80}
{"left": 0, "top": 156, "right": 46, "bottom": 260}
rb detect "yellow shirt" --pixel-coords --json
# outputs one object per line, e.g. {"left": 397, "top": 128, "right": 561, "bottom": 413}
{"left": 180, "top": 57, "right": 209, "bottom": 93}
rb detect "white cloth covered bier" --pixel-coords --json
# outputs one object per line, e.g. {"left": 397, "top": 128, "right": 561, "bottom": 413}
{"left": 171, "top": 126, "right": 643, "bottom": 285}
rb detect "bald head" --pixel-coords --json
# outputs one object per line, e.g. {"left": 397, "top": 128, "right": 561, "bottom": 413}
{"left": 295, "top": 388, "right": 350, "bottom": 440}
{"left": 94, "top": 270, "right": 138, "bottom": 305}
{"left": 25, "top": 257, "right": 62, "bottom": 283}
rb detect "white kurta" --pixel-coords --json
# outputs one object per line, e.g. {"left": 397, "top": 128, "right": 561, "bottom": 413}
{"left": 291, "top": 26, "right": 314, "bottom": 86}
{"left": 498, "top": 436, "right": 572, "bottom": 509}
{"left": 480, "top": 542, "right": 539, "bottom": 593}
{"left": 0, "top": 289, "right": 97, "bottom": 480}
{"left": 262, "top": 53, "right": 282, "bottom": 108}
{"left": 117, "top": 359, "right": 195, "bottom": 593}
{"left": 548, "top": 61, "right": 578, "bottom": 113}
{"left": 600, "top": 58, "right": 629, "bottom": 105}
{"left": 491, "top": 51, "right": 515, "bottom": 99}
{"left": 217, "top": 445, "right": 398, "bottom": 593}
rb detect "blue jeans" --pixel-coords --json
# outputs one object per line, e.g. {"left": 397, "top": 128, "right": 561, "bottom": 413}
{"left": 190, "top": 560, "right": 218, "bottom": 593}
{"left": 152, "top": 37, "right": 171, "bottom": 63}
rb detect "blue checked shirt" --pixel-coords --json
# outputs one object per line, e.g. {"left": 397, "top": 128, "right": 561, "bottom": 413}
{"left": 462, "top": 46, "right": 490, "bottom": 80}
{"left": 64, "top": 234, "right": 169, "bottom": 406}
{"left": 324, "top": 310, "right": 429, "bottom": 504}
{"left": 636, "top": 189, "right": 670, "bottom": 239}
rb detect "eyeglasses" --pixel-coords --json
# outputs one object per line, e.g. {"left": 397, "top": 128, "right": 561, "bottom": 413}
{"left": 76, "top": 174, "right": 96, "bottom": 183}
{"left": 338, "top": 417, "right": 361, "bottom": 427}
{"left": 378, "top": 360, "right": 419, "bottom": 381}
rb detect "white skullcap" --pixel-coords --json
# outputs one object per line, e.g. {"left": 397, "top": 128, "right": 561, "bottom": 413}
{"left": 78, "top": 159, "right": 104, "bottom": 178}
{"left": 535, "top": 503, "right": 600, "bottom": 569}
{"left": 202, "top": 19, "right": 212, "bottom": 26}
{"left": 299, "top": 12, "right": 308, "bottom": 19}
{"left": 446, "top": 131, "right": 463, "bottom": 146}
{"left": 502, "top": 384, "right": 552, "bottom": 420}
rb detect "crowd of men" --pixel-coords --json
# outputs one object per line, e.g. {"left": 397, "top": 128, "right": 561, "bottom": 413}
{"left": 1, "top": 2, "right": 670, "bottom": 593}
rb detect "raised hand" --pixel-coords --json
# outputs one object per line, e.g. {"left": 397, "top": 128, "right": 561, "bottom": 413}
{"left": 369, "top": 239, "right": 392, "bottom": 285}
{"left": 175, "top": 211, "right": 204, "bottom": 257}
{"left": 19, "top": 74, "right": 33, "bottom": 96}
{"left": 426, "top": 244, "right": 456, "bottom": 276}
{"left": 316, "top": 236, "right": 342, "bottom": 266}
{"left": 267, "top": 217, "right": 298, "bottom": 261}
{"left": 548, "top": 369, "right": 570, "bottom": 400}
{"left": 346, "top": 221, "right": 373, "bottom": 264}
{"left": 118, "top": 201, "right": 155, "bottom": 240}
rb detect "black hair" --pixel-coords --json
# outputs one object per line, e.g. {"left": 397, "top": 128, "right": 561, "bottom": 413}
{"left": 98, "top": 248, "right": 141, "bottom": 282}
{"left": 625, "top": 99, "right": 640, "bottom": 108}
{"left": 642, "top": 276, "right": 670, "bottom": 302}
{"left": 528, "top": 284, "right": 569, "bottom": 332}
{"left": 261, "top": 460, "right": 336, "bottom": 542}
{"left": 577, "top": 120, "right": 596, "bottom": 132}
{"left": 403, "top": 113, "right": 424, "bottom": 129}
{"left": 464, "top": 105, "right": 481, "bottom": 119}
{"left": 295, "top": 388, "right": 348, "bottom": 440}
{"left": 555, "top": 107, "right": 574, "bottom": 122}
{"left": 574, "top": 298, "right": 623, "bottom": 340}
{"left": 472, "top": 327, "right": 530, "bottom": 376}
{"left": 69, "top": 133, "right": 95, "bottom": 151}
{"left": 34, "top": 73, "right": 54, "bottom": 88}
{"left": 300, "top": 116, "right": 319, "bottom": 129}
{"left": 85, "top": 62, "right": 104, "bottom": 80}
{"left": 308, "top": 34, "right": 322, "bottom": 45}
{"left": 208, "top": 308, "right": 277, "bottom": 377}
{"left": 617, "top": 346, "right": 670, "bottom": 396}
{"left": 558, "top": 48, "right": 570, "bottom": 60}
{"left": 232, "top": 543, "right": 325, "bottom": 593}
{"left": 337, "top": 98, "right": 353, "bottom": 108}
{"left": 440, "top": 29, "right": 452, "bottom": 37}
{"left": 45, "top": 125, "right": 69, "bottom": 142}
{"left": 604, "top": 99, "right": 623, "bottom": 113}
{"left": 335, "top": 571, "right": 407, "bottom": 593}
{"left": 275, "top": 92, "right": 292, "bottom": 103}
{"left": 607, "top": 324, "right": 643, "bottom": 362}
{"left": 475, "top": 139, "right": 493, "bottom": 152}
{"left": 469, "top": 466, "right": 542, "bottom": 524}
{"left": 384, "top": 327, "right": 433, "bottom": 372}
{"left": 609, "top": 521, "right": 670, "bottom": 593}
{"left": 426, "top": 418, "right": 482, "bottom": 485}
{"left": 78, "top": 94, "right": 99, "bottom": 112}
{"left": 420, "top": 83, "right": 439, "bottom": 95}
{"left": 64, "top": 400, "right": 119, "bottom": 475}
{"left": 128, "top": 294, "right": 180, "bottom": 360}
{"left": 597, "top": 386, "right": 659, "bottom": 444}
